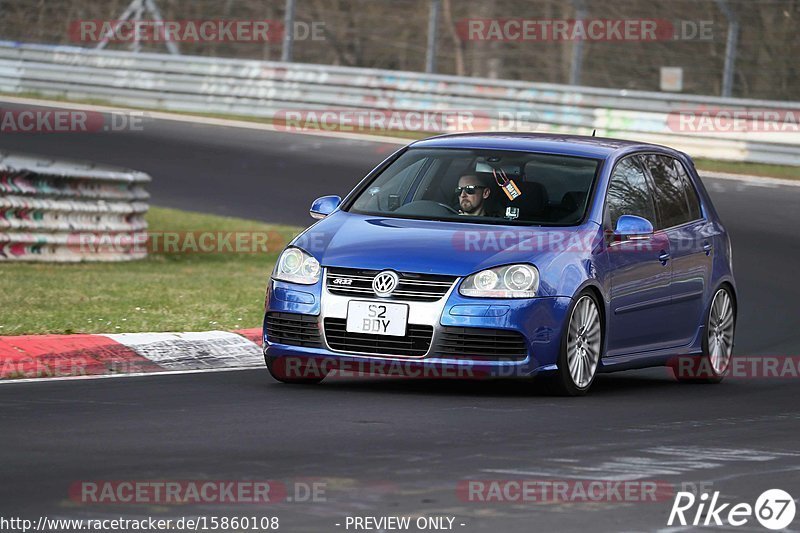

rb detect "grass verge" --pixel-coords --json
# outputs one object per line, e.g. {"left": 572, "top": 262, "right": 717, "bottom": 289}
{"left": 693, "top": 158, "right": 798, "bottom": 180}
{"left": 0, "top": 207, "right": 302, "bottom": 336}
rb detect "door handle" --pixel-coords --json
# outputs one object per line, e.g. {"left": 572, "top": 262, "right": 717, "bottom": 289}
{"left": 658, "top": 251, "right": 671, "bottom": 265}
{"left": 703, "top": 241, "right": 713, "bottom": 255}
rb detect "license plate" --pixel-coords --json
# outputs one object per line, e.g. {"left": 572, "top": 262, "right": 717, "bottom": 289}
{"left": 346, "top": 301, "right": 408, "bottom": 337}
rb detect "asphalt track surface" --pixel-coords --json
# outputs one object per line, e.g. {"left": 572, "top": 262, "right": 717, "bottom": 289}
{"left": 2, "top": 105, "right": 800, "bottom": 532}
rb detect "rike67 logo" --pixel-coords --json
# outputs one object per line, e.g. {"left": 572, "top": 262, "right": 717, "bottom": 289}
{"left": 668, "top": 489, "right": 796, "bottom": 530}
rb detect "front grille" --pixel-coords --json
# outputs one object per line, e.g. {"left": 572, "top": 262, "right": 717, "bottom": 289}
{"left": 326, "top": 268, "right": 456, "bottom": 302}
{"left": 265, "top": 312, "right": 322, "bottom": 348}
{"left": 433, "top": 327, "right": 528, "bottom": 361}
{"left": 323, "top": 318, "right": 433, "bottom": 357}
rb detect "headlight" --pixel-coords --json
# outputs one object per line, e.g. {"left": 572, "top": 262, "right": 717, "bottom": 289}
{"left": 272, "top": 247, "right": 320, "bottom": 285}
{"left": 460, "top": 264, "right": 539, "bottom": 298}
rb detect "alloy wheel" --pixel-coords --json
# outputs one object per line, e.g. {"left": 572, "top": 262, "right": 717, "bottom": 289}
{"left": 567, "top": 295, "right": 602, "bottom": 388}
{"left": 707, "top": 288, "right": 735, "bottom": 375}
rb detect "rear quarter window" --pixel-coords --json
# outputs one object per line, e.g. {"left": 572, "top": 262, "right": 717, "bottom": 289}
{"left": 641, "top": 154, "right": 702, "bottom": 228}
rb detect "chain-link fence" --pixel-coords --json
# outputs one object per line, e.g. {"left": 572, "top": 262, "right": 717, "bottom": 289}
{"left": 1, "top": 0, "right": 798, "bottom": 101}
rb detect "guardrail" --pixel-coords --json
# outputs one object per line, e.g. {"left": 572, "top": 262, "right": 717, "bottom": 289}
{"left": 0, "top": 151, "right": 150, "bottom": 262}
{"left": 0, "top": 41, "right": 798, "bottom": 165}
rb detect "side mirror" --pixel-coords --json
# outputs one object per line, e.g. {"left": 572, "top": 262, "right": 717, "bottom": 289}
{"left": 614, "top": 214, "right": 654, "bottom": 239}
{"left": 310, "top": 195, "right": 342, "bottom": 220}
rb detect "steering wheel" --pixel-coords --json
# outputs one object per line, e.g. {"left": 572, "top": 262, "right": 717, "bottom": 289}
{"left": 393, "top": 200, "right": 459, "bottom": 217}
{"left": 437, "top": 202, "right": 459, "bottom": 214}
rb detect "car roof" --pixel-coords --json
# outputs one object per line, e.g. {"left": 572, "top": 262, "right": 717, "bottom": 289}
{"left": 409, "top": 132, "right": 669, "bottom": 159}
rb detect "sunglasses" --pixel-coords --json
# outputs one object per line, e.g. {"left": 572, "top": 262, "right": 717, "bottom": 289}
{"left": 455, "top": 185, "right": 486, "bottom": 195}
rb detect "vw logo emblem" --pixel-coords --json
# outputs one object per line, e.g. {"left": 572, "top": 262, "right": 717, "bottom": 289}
{"left": 372, "top": 270, "right": 399, "bottom": 297}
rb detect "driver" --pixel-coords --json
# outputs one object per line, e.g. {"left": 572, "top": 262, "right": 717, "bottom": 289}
{"left": 456, "top": 174, "right": 492, "bottom": 216}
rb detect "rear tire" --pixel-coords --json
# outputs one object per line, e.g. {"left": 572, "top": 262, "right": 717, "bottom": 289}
{"left": 673, "top": 286, "right": 735, "bottom": 383}
{"left": 550, "top": 291, "right": 603, "bottom": 396}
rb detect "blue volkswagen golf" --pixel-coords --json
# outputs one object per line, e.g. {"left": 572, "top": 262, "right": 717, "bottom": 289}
{"left": 263, "top": 133, "right": 736, "bottom": 395}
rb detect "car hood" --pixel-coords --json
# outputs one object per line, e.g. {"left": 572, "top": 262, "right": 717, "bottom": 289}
{"left": 292, "top": 212, "right": 601, "bottom": 277}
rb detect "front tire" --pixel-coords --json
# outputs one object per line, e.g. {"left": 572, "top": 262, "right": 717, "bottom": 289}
{"left": 550, "top": 291, "right": 603, "bottom": 396}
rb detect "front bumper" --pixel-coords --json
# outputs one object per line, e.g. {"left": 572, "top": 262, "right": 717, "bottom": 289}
{"left": 263, "top": 276, "right": 571, "bottom": 379}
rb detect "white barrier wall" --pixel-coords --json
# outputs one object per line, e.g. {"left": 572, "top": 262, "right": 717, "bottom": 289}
{"left": 0, "top": 151, "right": 150, "bottom": 262}
{"left": 0, "top": 41, "right": 798, "bottom": 165}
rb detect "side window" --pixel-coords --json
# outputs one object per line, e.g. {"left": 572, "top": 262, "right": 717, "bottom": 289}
{"left": 606, "top": 156, "right": 656, "bottom": 229}
{"left": 673, "top": 159, "right": 703, "bottom": 221}
{"left": 642, "top": 154, "right": 700, "bottom": 228}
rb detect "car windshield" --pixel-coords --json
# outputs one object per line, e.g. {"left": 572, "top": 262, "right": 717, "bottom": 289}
{"left": 348, "top": 148, "right": 601, "bottom": 226}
